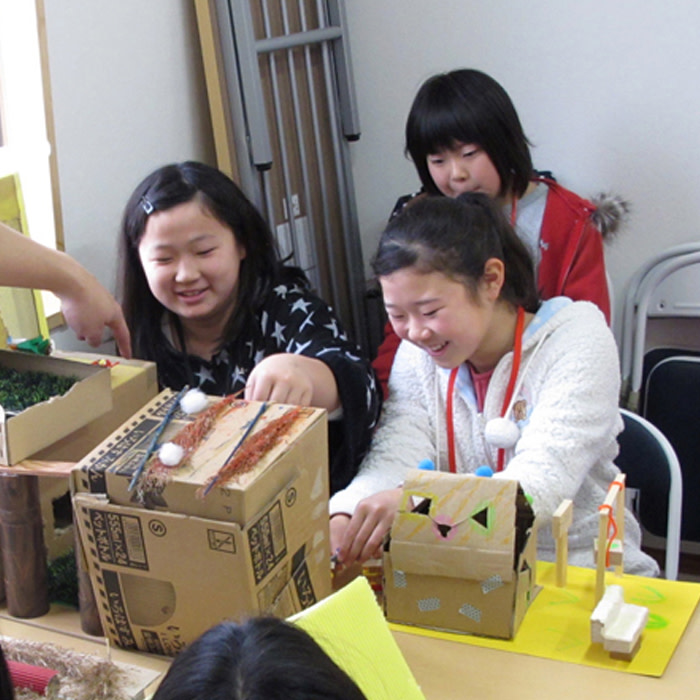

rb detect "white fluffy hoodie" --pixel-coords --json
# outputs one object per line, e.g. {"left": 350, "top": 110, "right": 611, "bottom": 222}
{"left": 331, "top": 298, "right": 659, "bottom": 577}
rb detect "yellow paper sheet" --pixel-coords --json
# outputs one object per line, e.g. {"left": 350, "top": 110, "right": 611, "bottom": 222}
{"left": 291, "top": 577, "right": 426, "bottom": 700}
{"left": 390, "top": 561, "right": 700, "bottom": 677}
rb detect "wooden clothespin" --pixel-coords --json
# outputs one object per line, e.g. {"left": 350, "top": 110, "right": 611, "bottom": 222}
{"left": 552, "top": 499, "right": 573, "bottom": 587}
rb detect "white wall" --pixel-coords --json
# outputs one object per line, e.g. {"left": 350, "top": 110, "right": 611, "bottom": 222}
{"left": 41, "top": 1, "right": 700, "bottom": 350}
{"left": 43, "top": 0, "right": 214, "bottom": 350}
{"left": 344, "top": 0, "right": 700, "bottom": 339}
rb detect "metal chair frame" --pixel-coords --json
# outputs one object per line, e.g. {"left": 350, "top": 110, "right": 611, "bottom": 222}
{"left": 617, "top": 408, "right": 682, "bottom": 580}
{"left": 620, "top": 247, "right": 700, "bottom": 409}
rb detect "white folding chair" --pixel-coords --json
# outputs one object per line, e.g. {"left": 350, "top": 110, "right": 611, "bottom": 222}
{"left": 616, "top": 409, "right": 682, "bottom": 580}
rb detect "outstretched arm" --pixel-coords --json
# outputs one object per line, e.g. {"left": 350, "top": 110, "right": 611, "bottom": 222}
{"left": 0, "top": 222, "right": 132, "bottom": 357}
{"left": 244, "top": 353, "right": 340, "bottom": 411}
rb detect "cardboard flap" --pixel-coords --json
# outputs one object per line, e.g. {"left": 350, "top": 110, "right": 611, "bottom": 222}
{"left": 0, "top": 350, "right": 112, "bottom": 464}
{"left": 389, "top": 538, "right": 514, "bottom": 582}
{"left": 290, "top": 577, "right": 425, "bottom": 700}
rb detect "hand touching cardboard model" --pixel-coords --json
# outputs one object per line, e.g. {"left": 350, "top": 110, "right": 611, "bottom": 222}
{"left": 0, "top": 222, "right": 131, "bottom": 357}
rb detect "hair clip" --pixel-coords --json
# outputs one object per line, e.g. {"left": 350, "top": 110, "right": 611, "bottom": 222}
{"left": 140, "top": 196, "right": 155, "bottom": 215}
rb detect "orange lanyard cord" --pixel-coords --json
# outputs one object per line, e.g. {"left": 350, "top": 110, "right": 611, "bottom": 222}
{"left": 446, "top": 306, "right": 525, "bottom": 474}
{"left": 497, "top": 307, "right": 525, "bottom": 471}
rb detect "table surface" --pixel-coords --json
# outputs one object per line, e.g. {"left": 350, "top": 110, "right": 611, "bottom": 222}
{"left": 393, "top": 595, "right": 700, "bottom": 699}
{"left": 0, "top": 589, "right": 698, "bottom": 699}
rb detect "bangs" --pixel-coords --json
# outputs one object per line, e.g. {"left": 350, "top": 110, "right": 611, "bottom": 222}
{"left": 407, "top": 74, "right": 487, "bottom": 159}
{"left": 411, "top": 100, "right": 482, "bottom": 156}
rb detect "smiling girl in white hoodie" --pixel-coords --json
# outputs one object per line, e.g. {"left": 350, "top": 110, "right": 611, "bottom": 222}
{"left": 330, "top": 193, "right": 658, "bottom": 578}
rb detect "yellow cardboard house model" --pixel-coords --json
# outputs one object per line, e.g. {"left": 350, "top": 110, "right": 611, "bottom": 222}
{"left": 291, "top": 576, "right": 425, "bottom": 700}
{"left": 384, "top": 470, "right": 538, "bottom": 640}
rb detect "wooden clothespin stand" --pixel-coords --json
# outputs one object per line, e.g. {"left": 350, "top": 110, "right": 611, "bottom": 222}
{"left": 594, "top": 474, "right": 626, "bottom": 605}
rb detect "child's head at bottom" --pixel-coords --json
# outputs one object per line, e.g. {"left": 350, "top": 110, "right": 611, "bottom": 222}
{"left": 153, "top": 617, "right": 368, "bottom": 700}
{"left": 372, "top": 192, "right": 539, "bottom": 313}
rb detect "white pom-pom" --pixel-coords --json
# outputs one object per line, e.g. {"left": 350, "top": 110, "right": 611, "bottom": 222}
{"left": 180, "top": 388, "right": 208, "bottom": 415}
{"left": 484, "top": 417, "right": 520, "bottom": 449}
{"left": 159, "top": 442, "right": 185, "bottom": 467}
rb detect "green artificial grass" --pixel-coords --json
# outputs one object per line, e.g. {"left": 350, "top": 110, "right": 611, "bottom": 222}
{"left": 0, "top": 366, "right": 79, "bottom": 413}
{"left": 47, "top": 548, "right": 79, "bottom": 608}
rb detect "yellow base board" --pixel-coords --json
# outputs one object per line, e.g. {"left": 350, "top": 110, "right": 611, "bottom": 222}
{"left": 390, "top": 561, "right": 700, "bottom": 678}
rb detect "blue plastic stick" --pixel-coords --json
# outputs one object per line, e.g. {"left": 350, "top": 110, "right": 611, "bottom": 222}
{"left": 128, "top": 385, "right": 189, "bottom": 492}
{"left": 202, "top": 401, "right": 268, "bottom": 497}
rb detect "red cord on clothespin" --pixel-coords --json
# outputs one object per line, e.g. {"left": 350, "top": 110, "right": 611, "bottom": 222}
{"left": 598, "top": 503, "right": 618, "bottom": 568}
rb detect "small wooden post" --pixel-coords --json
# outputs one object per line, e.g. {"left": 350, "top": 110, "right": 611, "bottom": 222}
{"left": 552, "top": 499, "right": 573, "bottom": 587}
{"left": 74, "top": 522, "right": 103, "bottom": 636}
{"left": 614, "top": 475, "right": 626, "bottom": 578}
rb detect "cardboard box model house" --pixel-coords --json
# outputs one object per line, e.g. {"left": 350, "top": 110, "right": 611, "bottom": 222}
{"left": 0, "top": 349, "right": 111, "bottom": 465}
{"left": 32, "top": 351, "right": 158, "bottom": 462}
{"left": 72, "top": 389, "right": 332, "bottom": 655}
{"left": 384, "top": 470, "right": 537, "bottom": 640}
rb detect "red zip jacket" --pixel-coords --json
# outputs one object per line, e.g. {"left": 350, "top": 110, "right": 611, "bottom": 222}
{"left": 372, "top": 178, "right": 611, "bottom": 399}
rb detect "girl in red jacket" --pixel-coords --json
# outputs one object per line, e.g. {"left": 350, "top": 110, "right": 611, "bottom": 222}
{"left": 374, "top": 68, "right": 625, "bottom": 398}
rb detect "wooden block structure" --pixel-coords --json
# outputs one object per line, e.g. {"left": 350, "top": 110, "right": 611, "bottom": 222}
{"left": 590, "top": 584, "right": 649, "bottom": 660}
{"left": 0, "top": 473, "right": 50, "bottom": 618}
{"left": 552, "top": 499, "right": 573, "bottom": 587}
{"left": 594, "top": 475, "right": 627, "bottom": 604}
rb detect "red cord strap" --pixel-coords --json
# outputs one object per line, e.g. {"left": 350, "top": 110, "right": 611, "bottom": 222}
{"left": 446, "top": 306, "right": 525, "bottom": 474}
{"left": 598, "top": 503, "right": 618, "bottom": 568}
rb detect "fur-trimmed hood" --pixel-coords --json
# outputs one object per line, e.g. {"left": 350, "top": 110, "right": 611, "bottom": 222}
{"left": 590, "top": 192, "right": 630, "bottom": 240}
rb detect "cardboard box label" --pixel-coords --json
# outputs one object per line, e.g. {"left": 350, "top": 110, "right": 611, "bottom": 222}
{"left": 84, "top": 417, "right": 160, "bottom": 494}
{"left": 208, "top": 527, "right": 236, "bottom": 554}
{"left": 89, "top": 509, "right": 148, "bottom": 570}
{"left": 249, "top": 500, "right": 287, "bottom": 584}
{"left": 102, "top": 569, "right": 139, "bottom": 650}
{"left": 290, "top": 545, "right": 317, "bottom": 610}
